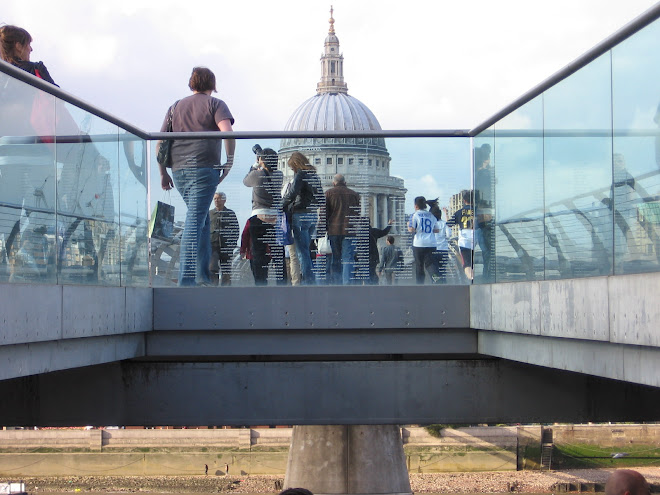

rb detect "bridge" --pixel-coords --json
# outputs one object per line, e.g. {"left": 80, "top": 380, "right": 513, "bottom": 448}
{"left": 1, "top": 4, "right": 660, "bottom": 494}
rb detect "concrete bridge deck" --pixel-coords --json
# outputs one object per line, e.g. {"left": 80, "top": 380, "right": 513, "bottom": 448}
{"left": 0, "top": 273, "right": 659, "bottom": 426}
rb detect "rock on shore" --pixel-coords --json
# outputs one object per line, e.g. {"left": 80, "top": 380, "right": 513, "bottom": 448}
{"left": 12, "top": 468, "right": 660, "bottom": 494}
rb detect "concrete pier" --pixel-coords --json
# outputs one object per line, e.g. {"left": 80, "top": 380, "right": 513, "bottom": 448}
{"left": 284, "top": 425, "right": 412, "bottom": 495}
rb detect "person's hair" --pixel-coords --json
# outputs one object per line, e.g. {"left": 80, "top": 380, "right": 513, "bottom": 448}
{"left": 260, "top": 148, "right": 278, "bottom": 171}
{"left": 414, "top": 196, "right": 427, "bottom": 210}
{"left": 279, "top": 489, "right": 313, "bottom": 495}
{"left": 288, "top": 151, "right": 316, "bottom": 173}
{"left": 188, "top": 66, "right": 217, "bottom": 93}
{"left": 475, "top": 143, "right": 492, "bottom": 167}
{"left": 333, "top": 174, "right": 346, "bottom": 185}
{"left": 214, "top": 192, "right": 226, "bottom": 199}
{"left": 461, "top": 190, "right": 472, "bottom": 204}
{"left": 0, "top": 25, "right": 32, "bottom": 64}
{"left": 386, "top": 235, "right": 395, "bottom": 244}
{"left": 429, "top": 202, "right": 442, "bottom": 220}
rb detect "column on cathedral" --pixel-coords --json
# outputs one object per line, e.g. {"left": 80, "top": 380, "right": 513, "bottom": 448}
{"left": 372, "top": 194, "right": 378, "bottom": 227}
{"left": 382, "top": 195, "right": 390, "bottom": 227}
{"left": 375, "top": 193, "right": 383, "bottom": 228}
{"left": 387, "top": 195, "right": 392, "bottom": 227}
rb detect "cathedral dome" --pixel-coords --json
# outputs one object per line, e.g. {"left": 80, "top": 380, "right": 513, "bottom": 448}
{"left": 277, "top": 7, "right": 405, "bottom": 235}
{"left": 284, "top": 92, "right": 383, "bottom": 133}
{"left": 278, "top": 5, "right": 385, "bottom": 151}
{"left": 280, "top": 90, "right": 387, "bottom": 152}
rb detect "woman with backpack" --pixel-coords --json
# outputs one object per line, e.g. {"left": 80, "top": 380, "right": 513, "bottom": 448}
{"left": 282, "top": 152, "right": 324, "bottom": 285}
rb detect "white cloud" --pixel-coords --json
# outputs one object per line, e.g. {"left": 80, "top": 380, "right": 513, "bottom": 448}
{"left": 60, "top": 35, "right": 118, "bottom": 74}
{"left": 4, "top": 0, "right": 657, "bottom": 131}
{"left": 4, "top": 0, "right": 658, "bottom": 228}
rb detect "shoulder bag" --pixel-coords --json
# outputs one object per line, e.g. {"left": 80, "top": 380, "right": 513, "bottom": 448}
{"left": 157, "top": 101, "right": 179, "bottom": 167}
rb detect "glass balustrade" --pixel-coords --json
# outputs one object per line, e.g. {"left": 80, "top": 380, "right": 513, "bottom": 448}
{"left": 473, "top": 15, "right": 660, "bottom": 284}
{"left": 1, "top": 13, "right": 658, "bottom": 288}
{"left": 148, "top": 137, "right": 472, "bottom": 287}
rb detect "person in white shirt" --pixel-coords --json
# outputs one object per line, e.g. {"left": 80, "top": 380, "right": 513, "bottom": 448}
{"left": 429, "top": 200, "right": 453, "bottom": 284}
{"left": 408, "top": 196, "right": 439, "bottom": 284}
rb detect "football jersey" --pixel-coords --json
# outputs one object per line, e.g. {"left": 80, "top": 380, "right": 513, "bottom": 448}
{"left": 410, "top": 210, "right": 438, "bottom": 247}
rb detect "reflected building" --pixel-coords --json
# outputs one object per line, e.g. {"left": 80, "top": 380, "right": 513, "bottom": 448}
{"left": 278, "top": 8, "right": 406, "bottom": 229}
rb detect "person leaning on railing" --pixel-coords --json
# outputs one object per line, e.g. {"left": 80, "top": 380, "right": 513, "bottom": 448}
{"left": 0, "top": 24, "right": 56, "bottom": 85}
{"left": 157, "top": 66, "right": 236, "bottom": 287}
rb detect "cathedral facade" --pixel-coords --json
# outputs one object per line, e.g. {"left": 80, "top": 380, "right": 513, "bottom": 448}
{"left": 278, "top": 9, "right": 406, "bottom": 230}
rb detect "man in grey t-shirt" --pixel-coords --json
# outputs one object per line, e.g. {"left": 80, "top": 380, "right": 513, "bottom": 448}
{"left": 156, "top": 67, "right": 235, "bottom": 286}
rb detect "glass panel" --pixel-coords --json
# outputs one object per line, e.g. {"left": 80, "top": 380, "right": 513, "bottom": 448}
{"left": 490, "top": 97, "right": 545, "bottom": 283}
{"left": 56, "top": 102, "right": 120, "bottom": 286}
{"left": 149, "top": 137, "right": 471, "bottom": 287}
{"left": 0, "top": 73, "right": 57, "bottom": 283}
{"left": 119, "top": 132, "right": 149, "bottom": 287}
{"left": 474, "top": 130, "right": 494, "bottom": 283}
{"left": 543, "top": 53, "right": 613, "bottom": 280}
{"left": 612, "top": 18, "right": 660, "bottom": 275}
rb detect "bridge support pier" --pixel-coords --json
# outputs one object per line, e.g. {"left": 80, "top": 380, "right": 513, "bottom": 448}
{"left": 284, "top": 425, "right": 411, "bottom": 495}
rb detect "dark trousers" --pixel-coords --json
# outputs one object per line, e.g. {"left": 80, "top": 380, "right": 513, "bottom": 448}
{"left": 412, "top": 246, "right": 437, "bottom": 284}
{"left": 248, "top": 216, "right": 285, "bottom": 286}
{"left": 209, "top": 248, "right": 232, "bottom": 285}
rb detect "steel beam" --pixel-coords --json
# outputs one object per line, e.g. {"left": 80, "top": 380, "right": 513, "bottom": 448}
{"left": 1, "top": 359, "right": 659, "bottom": 426}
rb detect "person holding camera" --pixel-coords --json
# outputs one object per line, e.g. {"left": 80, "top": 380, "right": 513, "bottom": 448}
{"left": 243, "top": 145, "right": 284, "bottom": 285}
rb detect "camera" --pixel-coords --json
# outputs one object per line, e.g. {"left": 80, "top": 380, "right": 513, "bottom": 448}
{"left": 250, "top": 144, "right": 263, "bottom": 169}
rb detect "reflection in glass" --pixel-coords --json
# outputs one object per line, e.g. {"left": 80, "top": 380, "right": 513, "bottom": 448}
{"left": 120, "top": 133, "right": 149, "bottom": 286}
{"left": 544, "top": 53, "right": 613, "bottom": 279}
{"left": 491, "top": 97, "right": 544, "bottom": 283}
{"left": 55, "top": 102, "right": 120, "bottom": 286}
{"left": 474, "top": 131, "right": 495, "bottom": 283}
{"left": 612, "top": 18, "right": 660, "bottom": 275}
{"left": 0, "top": 73, "right": 57, "bottom": 283}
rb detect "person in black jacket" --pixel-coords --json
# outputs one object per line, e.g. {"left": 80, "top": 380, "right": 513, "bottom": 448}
{"left": 0, "top": 25, "right": 57, "bottom": 85}
{"left": 282, "top": 152, "right": 324, "bottom": 285}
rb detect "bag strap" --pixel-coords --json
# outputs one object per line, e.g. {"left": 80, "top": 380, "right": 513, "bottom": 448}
{"left": 166, "top": 100, "right": 180, "bottom": 132}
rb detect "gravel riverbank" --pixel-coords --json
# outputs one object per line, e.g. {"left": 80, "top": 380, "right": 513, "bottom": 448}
{"left": 12, "top": 468, "right": 660, "bottom": 494}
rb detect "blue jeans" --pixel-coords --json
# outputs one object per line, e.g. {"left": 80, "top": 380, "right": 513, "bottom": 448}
{"left": 328, "top": 235, "right": 357, "bottom": 285}
{"left": 328, "top": 235, "right": 344, "bottom": 284}
{"left": 341, "top": 237, "right": 358, "bottom": 285}
{"left": 172, "top": 167, "right": 219, "bottom": 286}
{"left": 292, "top": 212, "right": 317, "bottom": 284}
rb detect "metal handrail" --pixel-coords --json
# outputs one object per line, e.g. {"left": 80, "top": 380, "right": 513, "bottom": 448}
{"left": 150, "top": 130, "right": 471, "bottom": 140}
{"left": 0, "top": 59, "right": 150, "bottom": 139}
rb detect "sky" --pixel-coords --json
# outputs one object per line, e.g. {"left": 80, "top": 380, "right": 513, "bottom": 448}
{"left": 3, "top": 0, "right": 659, "bottom": 132}
{"left": 3, "top": 0, "right": 659, "bottom": 227}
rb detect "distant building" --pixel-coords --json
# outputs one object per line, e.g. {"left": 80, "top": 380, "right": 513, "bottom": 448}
{"left": 278, "top": 8, "right": 406, "bottom": 230}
